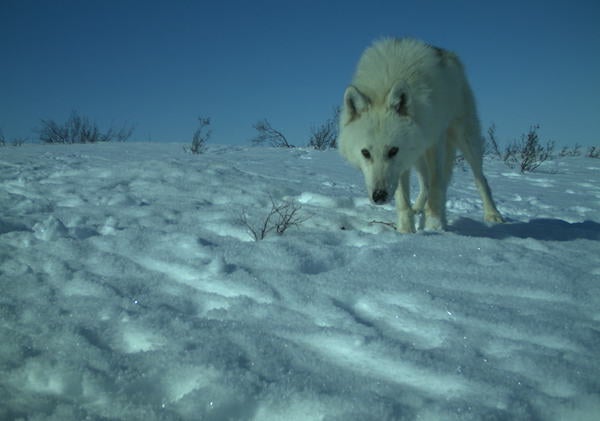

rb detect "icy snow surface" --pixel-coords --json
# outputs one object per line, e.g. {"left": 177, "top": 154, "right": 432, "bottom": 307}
{"left": 1, "top": 143, "right": 599, "bottom": 420}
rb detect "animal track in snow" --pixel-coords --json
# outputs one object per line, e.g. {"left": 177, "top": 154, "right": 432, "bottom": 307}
{"left": 352, "top": 296, "right": 449, "bottom": 350}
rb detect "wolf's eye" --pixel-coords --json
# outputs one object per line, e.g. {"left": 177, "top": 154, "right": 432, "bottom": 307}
{"left": 388, "top": 147, "right": 399, "bottom": 158}
{"left": 361, "top": 149, "right": 371, "bottom": 159}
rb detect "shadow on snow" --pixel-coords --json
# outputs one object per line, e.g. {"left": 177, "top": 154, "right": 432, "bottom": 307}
{"left": 449, "top": 217, "right": 600, "bottom": 241}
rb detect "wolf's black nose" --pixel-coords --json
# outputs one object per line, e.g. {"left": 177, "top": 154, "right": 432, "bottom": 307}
{"left": 372, "top": 189, "right": 388, "bottom": 204}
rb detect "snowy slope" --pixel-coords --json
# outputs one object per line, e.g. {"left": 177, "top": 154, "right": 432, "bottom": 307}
{"left": 1, "top": 143, "right": 599, "bottom": 420}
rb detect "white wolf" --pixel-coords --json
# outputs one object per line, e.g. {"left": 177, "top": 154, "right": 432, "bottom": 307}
{"left": 338, "top": 38, "right": 503, "bottom": 232}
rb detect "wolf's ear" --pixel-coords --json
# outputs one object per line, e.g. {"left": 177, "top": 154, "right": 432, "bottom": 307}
{"left": 343, "top": 86, "right": 369, "bottom": 123}
{"left": 388, "top": 82, "right": 409, "bottom": 117}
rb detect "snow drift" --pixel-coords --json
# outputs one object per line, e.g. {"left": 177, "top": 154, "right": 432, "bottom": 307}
{"left": 1, "top": 143, "right": 599, "bottom": 420}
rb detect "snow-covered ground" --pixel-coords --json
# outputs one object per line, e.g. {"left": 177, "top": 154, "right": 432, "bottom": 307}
{"left": 1, "top": 143, "right": 599, "bottom": 420}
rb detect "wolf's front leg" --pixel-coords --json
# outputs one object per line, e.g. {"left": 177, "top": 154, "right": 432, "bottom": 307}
{"left": 423, "top": 146, "right": 447, "bottom": 231}
{"left": 395, "top": 171, "right": 415, "bottom": 233}
{"left": 412, "top": 157, "right": 429, "bottom": 213}
{"left": 424, "top": 195, "right": 446, "bottom": 231}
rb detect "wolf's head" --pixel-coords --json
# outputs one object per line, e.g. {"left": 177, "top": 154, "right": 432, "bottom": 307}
{"left": 338, "top": 83, "right": 425, "bottom": 205}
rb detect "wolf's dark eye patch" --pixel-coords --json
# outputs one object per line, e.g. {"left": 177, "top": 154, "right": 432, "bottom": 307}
{"left": 361, "top": 149, "right": 371, "bottom": 159}
{"left": 388, "top": 147, "right": 399, "bottom": 158}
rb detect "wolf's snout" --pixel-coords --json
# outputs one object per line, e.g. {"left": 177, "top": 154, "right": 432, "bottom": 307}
{"left": 372, "top": 189, "right": 388, "bottom": 204}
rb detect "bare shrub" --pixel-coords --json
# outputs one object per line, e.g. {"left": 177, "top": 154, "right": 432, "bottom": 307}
{"left": 485, "top": 124, "right": 502, "bottom": 159}
{"left": 502, "top": 141, "right": 520, "bottom": 164}
{"left": 454, "top": 154, "right": 468, "bottom": 172}
{"left": 0, "top": 130, "right": 27, "bottom": 147}
{"left": 240, "top": 196, "right": 306, "bottom": 241}
{"left": 251, "top": 119, "right": 293, "bottom": 148}
{"left": 587, "top": 146, "right": 600, "bottom": 158}
{"left": 308, "top": 107, "right": 340, "bottom": 150}
{"left": 559, "top": 144, "right": 582, "bottom": 157}
{"left": 503, "top": 125, "right": 554, "bottom": 173}
{"left": 184, "top": 117, "right": 211, "bottom": 154}
{"left": 38, "top": 111, "right": 134, "bottom": 144}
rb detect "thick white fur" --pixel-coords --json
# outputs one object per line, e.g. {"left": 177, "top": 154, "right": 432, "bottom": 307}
{"left": 338, "top": 38, "right": 503, "bottom": 232}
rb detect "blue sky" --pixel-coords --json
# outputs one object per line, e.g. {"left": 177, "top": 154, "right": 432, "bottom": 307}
{"left": 1, "top": 0, "right": 599, "bottom": 146}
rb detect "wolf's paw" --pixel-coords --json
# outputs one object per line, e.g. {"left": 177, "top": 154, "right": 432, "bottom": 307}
{"left": 397, "top": 211, "right": 416, "bottom": 233}
{"left": 423, "top": 215, "right": 446, "bottom": 231}
{"left": 485, "top": 212, "right": 505, "bottom": 224}
{"left": 397, "top": 224, "right": 416, "bottom": 234}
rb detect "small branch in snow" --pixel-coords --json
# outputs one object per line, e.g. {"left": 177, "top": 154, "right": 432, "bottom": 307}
{"left": 240, "top": 196, "right": 307, "bottom": 241}
{"left": 370, "top": 220, "right": 397, "bottom": 230}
